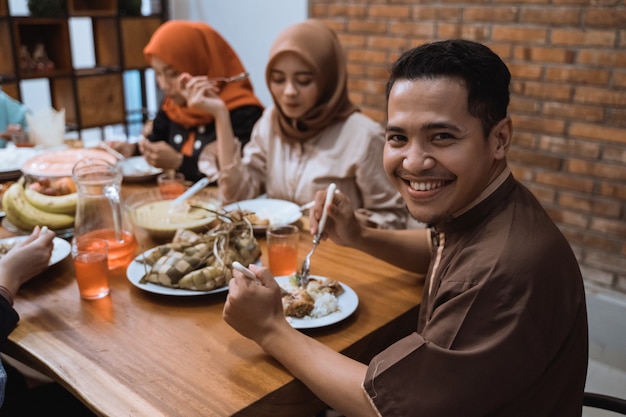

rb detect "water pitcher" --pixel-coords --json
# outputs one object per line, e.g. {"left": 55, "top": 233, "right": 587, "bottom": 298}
{"left": 72, "top": 158, "right": 137, "bottom": 272}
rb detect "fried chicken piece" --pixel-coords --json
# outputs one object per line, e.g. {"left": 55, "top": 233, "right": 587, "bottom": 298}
{"left": 282, "top": 287, "right": 314, "bottom": 318}
{"left": 308, "top": 278, "right": 344, "bottom": 297}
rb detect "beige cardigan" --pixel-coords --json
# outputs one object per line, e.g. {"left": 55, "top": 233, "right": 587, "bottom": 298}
{"left": 201, "top": 107, "right": 408, "bottom": 229}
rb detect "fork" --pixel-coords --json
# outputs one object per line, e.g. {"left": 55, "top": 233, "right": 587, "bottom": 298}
{"left": 299, "top": 183, "right": 337, "bottom": 287}
{"left": 209, "top": 72, "right": 249, "bottom": 83}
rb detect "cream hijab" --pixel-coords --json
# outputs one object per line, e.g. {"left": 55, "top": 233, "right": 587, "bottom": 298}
{"left": 266, "top": 20, "right": 358, "bottom": 142}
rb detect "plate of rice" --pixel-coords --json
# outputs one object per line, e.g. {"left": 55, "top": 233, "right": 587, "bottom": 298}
{"left": 275, "top": 275, "right": 358, "bottom": 329}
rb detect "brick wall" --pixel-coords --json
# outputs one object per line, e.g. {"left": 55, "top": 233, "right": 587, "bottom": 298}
{"left": 310, "top": 0, "right": 626, "bottom": 298}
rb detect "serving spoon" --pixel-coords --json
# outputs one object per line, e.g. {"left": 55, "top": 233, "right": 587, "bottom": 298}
{"left": 168, "top": 176, "right": 211, "bottom": 214}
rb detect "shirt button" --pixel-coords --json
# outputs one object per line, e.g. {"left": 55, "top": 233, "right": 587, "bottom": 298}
{"left": 198, "top": 125, "right": 206, "bottom": 134}
{"left": 173, "top": 134, "right": 183, "bottom": 144}
{"left": 194, "top": 140, "right": 202, "bottom": 150}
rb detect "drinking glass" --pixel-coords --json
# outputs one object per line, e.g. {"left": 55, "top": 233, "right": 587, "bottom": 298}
{"left": 72, "top": 237, "right": 110, "bottom": 300}
{"left": 266, "top": 225, "right": 299, "bottom": 276}
{"left": 157, "top": 172, "right": 186, "bottom": 199}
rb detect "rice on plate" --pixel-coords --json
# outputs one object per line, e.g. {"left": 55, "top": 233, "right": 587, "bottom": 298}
{"left": 279, "top": 275, "right": 344, "bottom": 319}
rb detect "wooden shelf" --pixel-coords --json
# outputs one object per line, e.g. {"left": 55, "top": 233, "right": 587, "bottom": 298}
{"left": 77, "top": 73, "right": 126, "bottom": 128}
{"left": 75, "top": 67, "right": 120, "bottom": 77}
{"left": 92, "top": 17, "right": 120, "bottom": 68}
{"left": 68, "top": 0, "right": 117, "bottom": 17}
{"left": 0, "top": 19, "right": 13, "bottom": 79}
{"left": 2, "top": 0, "right": 166, "bottom": 136}
{"left": 120, "top": 17, "right": 162, "bottom": 69}
{"left": 1, "top": 83, "right": 19, "bottom": 101}
{"left": 51, "top": 73, "right": 126, "bottom": 128}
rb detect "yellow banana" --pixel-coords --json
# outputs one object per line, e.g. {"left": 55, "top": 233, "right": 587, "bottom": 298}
{"left": 2, "top": 183, "right": 75, "bottom": 231}
{"left": 24, "top": 186, "right": 77, "bottom": 215}
{"left": 2, "top": 189, "right": 35, "bottom": 231}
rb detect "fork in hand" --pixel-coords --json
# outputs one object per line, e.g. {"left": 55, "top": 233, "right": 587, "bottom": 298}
{"left": 209, "top": 72, "right": 249, "bottom": 83}
{"left": 298, "top": 183, "right": 337, "bottom": 287}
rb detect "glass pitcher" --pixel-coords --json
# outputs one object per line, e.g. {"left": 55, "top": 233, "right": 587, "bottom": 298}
{"left": 72, "top": 158, "right": 137, "bottom": 272}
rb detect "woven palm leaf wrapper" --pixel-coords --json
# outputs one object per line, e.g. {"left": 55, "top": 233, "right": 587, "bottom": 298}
{"left": 139, "top": 209, "right": 261, "bottom": 291}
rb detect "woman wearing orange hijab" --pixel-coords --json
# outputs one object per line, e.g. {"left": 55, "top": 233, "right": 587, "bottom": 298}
{"left": 111, "top": 20, "right": 263, "bottom": 182}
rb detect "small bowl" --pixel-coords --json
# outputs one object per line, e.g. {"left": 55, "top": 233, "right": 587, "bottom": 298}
{"left": 125, "top": 188, "right": 220, "bottom": 241}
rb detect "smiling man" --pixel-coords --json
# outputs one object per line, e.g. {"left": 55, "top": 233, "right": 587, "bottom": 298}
{"left": 224, "top": 40, "right": 588, "bottom": 417}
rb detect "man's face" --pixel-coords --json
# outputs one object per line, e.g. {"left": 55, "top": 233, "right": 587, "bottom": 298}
{"left": 384, "top": 78, "right": 508, "bottom": 226}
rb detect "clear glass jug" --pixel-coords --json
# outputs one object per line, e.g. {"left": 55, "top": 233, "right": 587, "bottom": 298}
{"left": 72, "top": 158, "right": 137, "bottom": 272}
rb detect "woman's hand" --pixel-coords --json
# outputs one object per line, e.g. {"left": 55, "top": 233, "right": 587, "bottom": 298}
{"left": 178, "top": 73, "right": 228, "bottom": 116}
{"left": 0, "top": 226, "right": 55, "bottom": 294}
{"left": 140, "top": 139, "right": 183, "bottom": 171}
{"left": 1, "top": 124, "right": 26, "bottom": 141}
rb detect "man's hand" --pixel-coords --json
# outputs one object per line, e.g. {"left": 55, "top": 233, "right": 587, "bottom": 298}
{"left": 223, "top": 264, "right": 286, "bottom": 344}
{"left": 309, "top": 189, "right": 362, "bottom": 248}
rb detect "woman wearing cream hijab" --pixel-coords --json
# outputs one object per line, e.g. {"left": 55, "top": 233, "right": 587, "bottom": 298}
{"left": 109, "top": 20, "right": 263, "bottom": 182}
{"left": 198, "top": 19, "right": 407, "bottom": 229}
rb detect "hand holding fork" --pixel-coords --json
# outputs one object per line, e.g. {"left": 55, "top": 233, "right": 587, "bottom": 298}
{"left": 298, "top": 183, "right": 337, "bottom": 287}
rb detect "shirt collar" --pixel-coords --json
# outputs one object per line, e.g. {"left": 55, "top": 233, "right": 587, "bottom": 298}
{"left": 451, "top": 166, "right": 511, "bottom": 219}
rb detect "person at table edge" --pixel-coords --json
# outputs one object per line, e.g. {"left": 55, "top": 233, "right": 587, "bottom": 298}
{"left": 223, "top": 39, "right": 588, "bottom": 416}
{"left": 0, "top": 227, "right": 55, "bottom": 406}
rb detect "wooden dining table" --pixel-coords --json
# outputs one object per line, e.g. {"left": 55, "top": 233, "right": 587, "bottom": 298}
{"left": 0, "top": 181, "right": 424, "bottom": 417}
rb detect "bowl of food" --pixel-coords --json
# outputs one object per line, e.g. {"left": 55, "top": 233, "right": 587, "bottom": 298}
{"left": 125, "top": 188, "right": 221, "bottom": 241}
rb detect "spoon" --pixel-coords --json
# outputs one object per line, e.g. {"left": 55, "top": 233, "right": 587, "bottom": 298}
{"left": 98, "top": 140, "right": 125, "bottom": 160}
{"left": 232, "top": 261, "right": 262, "bottom": 285}
{"left": 299, "top": 200, "right": 315, "bottom": 212}
{"left": 169, "top": 176, "right": 211, "bottom": 212}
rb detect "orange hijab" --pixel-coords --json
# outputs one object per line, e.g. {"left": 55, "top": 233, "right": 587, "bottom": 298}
{"left": 144, "top": 20, "right": 262, "bottom": 128}
{"left": 266, "top": 20, "right": 358, "bottom": 142}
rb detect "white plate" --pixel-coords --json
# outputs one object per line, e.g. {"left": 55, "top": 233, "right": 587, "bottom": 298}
{"left": 275, "top": 275, "right": 359, "bottom": 329}
{"left": 0, "top": 146, "right": 45, "bottom": 179}
{"left": 0, "top": 169, "right": 21, "bottom": 181}
{"left": 126, "top": 247, "right": 230, "bottom": 296}
{"left": 119, "top": 156, "right": 163, "bottom": 182}
{"left": 0, "top": 236, "right": 70, "bottom": 266}
{"left": 1, "top": 217, "right": 74, "bottom": 239}
{"left": 223, "top": 199, "right": 302, "bottom": 233}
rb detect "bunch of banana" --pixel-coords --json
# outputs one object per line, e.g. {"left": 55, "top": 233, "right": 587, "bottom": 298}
{"left": 2, "top": 181, "right": 76, "bottom": 231}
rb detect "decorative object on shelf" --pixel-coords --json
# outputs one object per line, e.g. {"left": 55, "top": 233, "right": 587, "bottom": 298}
{"left": 32, "top": 43, "right": 55, "bottom": 72}
{"left": 27, "top": 0, "right": 66, "bottom": 17}
{"left": 119, "top": 0, "right": 142, "bottom": 16}
{"left": 19, "top": 45, "right": 35, "bottom": 72}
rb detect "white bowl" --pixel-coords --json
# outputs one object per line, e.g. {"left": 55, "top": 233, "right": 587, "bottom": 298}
{"left": 125, "top": 189, "right": 220, "bottom": 241}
